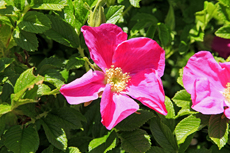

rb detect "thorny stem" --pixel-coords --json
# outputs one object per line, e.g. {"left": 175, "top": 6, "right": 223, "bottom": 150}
{"left": 78, "top": 46, "right": 90, "bottom": 71}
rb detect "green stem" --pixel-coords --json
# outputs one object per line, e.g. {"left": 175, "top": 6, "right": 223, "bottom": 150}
{"left": 122, "top": 5, "right": 132, "bottom": 17}
{"left": 78, "top": 46, "right": 90, "bottom": 71}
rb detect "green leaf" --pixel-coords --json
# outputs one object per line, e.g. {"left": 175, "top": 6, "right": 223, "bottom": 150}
{"left": 165, "top": 1, "right": 175, "bottom": 30}
{"left": 105, "top": 5, "right": 124, "bottom": 24}
{"left": 41, "top": 145, "right": 54, "bottom": 153}
{"left": 66, "top": 55, "right": 84, "bottom": 70}
{"left": 172, "top": 89, "right": 197, "bottom": 118}
{"left": 0, "top": 103, "right": 11, "bottom": 115}
{"left": 11, "top": 68, "right": 43, "bottom": 109}
{"left": 13, "top": 0, "right": 25, "bottom": 11}
{"left": 129, "top": 0, "right": 141, "bottom": 8}
{"left": 0, "top": 5, "right": 15, "bottom": 16}
{"left": 177, "top": 68, "right": 184, "bottom": 87}
{"left": 157, "top": 23, "right": 171, "bottom": 47}
{"left": 31, "top": 0, "right": 67, "bottom": 11}
{"left": 146, "top": 146, "right": 167, "bottom": 153}
{"left": 89, "top": 131, "right": 117, "bottom": 153}
{"left": 0, "top": 23, "right": 11, "bottom": 48}
{"left": 146, "top": 24, "right": 157, "bottom": 39}
{"left": 4, "top": 125, "right": 39, "bottom": 153}
{"left": 208, "top": 114, "right": 229, "bottom": 149}
{"left": 172, "top": 90, "right": 191, "bottom": 108}
{"left": 49, "top": 107, "right": 86, "bottom": 130}
{"left": 150, "top": 118, "right": 178, "bottom": 152}
{"left": 115, "top": 110, "right": 155, "bottom": 131}
{"left": 18, "top": 11, "right": 51, "bottom": 33}
{"left": 215, "top": 24, "right": 230, "bottom": 39}
{"left": 0, "top": 58, "right": 14, "bottom": 72}
{"left": 44, "top": 15, "right": 80, "bottom": 48}
{"left": 43, "top": 69, "right": 65, "bottom": 88}
{"left": 218, "top": 3, "right": 230, "bottom": 22}
{"left": 178, "top": 133, "right": 195, "bottom": 153}
{"left": 175, "top": 115, "right": 201, "bottom": 144}
{"left": 119, "top": 129, "right": 151, "bottom": 153}
{"left": 219, "top": 0, "right": 230, "bottom": 7}
{"left": 41, "top": 116, "right": 68, "bottom": 150}
{"left": 61, "top": 147, "right": 81, "bottom": 153}
{"left": 14, "top": 68, "right": 43, "bottom": 94}
{"left": 0, "top": 1, "right": 7, "bottom": 9}
{"left": 165, "top": 96, "right": 175, "bottom": 119}
{"left": 36, "top": 56, "right": 63, "bottom": 75}
{"left": 13, "top": 28, "right": 38, "bottom": 51}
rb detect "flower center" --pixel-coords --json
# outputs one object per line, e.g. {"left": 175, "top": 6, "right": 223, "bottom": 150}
{"left": 223, "top": 83, "right": 230, "bottom": 103}
{"left": 105, "top": 65, "right": 130, "bottom": 93}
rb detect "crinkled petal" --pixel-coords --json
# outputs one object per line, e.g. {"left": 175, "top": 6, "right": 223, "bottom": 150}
{"left": 126, "top": 69, "right": 167, "bottom": 115}
{"left": 191, "top": 78, "right": 224, "bottom": 114}
{"left": 60, "top": 70, "right": 105, "bottom": 104}
{"left": 224, "top": 107, "right": 230, "bottom": 119}
{"left": 183, "top": 51, "right": 225, "bottom": 94}
{"left": 113, "top": 37, "right": 165, "bottom": 77}
{"left": 219, "top": 62, "right": 230, "bottom": 86}
{"left": 81, "top": 24, "right": 127, "bottom": 71}
{"left": 100, "top": 84, "right": 139, "bottom": 130}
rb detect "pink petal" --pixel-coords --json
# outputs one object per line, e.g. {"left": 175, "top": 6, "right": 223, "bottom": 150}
{"left": 126, "top": 69, "right": 167, "bottom": 115}
{"left": 183, "top": 51, "right": 224, "bottom": 94}
{"left": 211, "top": 36, "right": 230, "bottom": 59}
{"left": 192, "top": 97, "right": 224, "bottom": 115}
{"left": 81, "top": 24, "right": 127, "bottom": 71}
{"left": 224, "top": 107, "right": 230, "bottom": 119}
{"left": 191, "top": 78, "right": 224, "bottom": 114}
{"left": 60, "top": 70, "right": 105, "bottom": 104}
{"left": 113, "top": 37, "right": 165, "bottom": 77}
{"left": 219, "top": 62, "right": 230, "bottom": 86}
{"left": 100, "top": 84, "right": 139, "bottom": 130}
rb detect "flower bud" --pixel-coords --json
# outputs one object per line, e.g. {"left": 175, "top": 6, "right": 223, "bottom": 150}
{"left": 88, "top": 0, "right": 106, "bottom": 27}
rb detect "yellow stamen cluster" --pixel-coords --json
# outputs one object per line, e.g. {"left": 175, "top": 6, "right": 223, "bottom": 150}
{"left": 105, "top": 65, "right": 130, "bottom": 93}
{"left": 223, "top": 83, "right": 230, "bottom": 103}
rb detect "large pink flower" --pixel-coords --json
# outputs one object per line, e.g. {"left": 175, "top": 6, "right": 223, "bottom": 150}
{"left": 183, "top": 51, "right": 230, "bottom": 118}
{"left": 60, "top": 23, "right": 167, "bottom": 130}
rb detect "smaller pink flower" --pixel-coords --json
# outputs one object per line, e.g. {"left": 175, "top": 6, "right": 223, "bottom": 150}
{"left": 183, "top": 51, "right": 230, "bottom": 118}
{"left": 60, "top": 23, "right": 167, "bottom": 130}
{"left": 212, "top": 36, "right": 230, "bottom": 59}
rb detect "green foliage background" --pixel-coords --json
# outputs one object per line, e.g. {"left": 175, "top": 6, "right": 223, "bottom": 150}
{"left": 0, "top": 0, "right": 230, "bottom": 152}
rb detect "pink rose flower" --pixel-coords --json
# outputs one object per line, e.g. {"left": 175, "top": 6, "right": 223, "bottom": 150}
{"left": 60, "top": 23, "right": 167, "bottom": 130}
{"left": 183, "top": 51, "right": 230, "bottom": 118}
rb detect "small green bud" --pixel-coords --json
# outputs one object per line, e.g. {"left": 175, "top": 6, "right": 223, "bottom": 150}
{"left": 88, "top": 0, "right": 106, "bottom": 27}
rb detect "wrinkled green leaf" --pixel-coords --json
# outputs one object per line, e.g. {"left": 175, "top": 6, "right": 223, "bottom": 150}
{"left": 44, "top": 15, "right": 80, "bottom": 48}
{"left": 208, "top": 114, "right": 229, "bottom": 149}
{"left": 150, "top": 118, "right": 178, "bottom": 151}
{"left": 13, "top": 28, "right": 38, "bottom": 51}
{"left": 11, "top": 68, "right": 43, "bottom": 109}
{"left": 0, "top": 58, "right": 14, "bottom": 72}
{"left": 115, "top": 110, "right": 155, "bottom": 131}
{"left": 165, "top": 96, "right": 175, "bottom": 119}
{"left": 31, "top": 0, "right": 67, "bottom": 11}
{"left": 4, "top": 125, "right": 39, "bottom": 153}
{"left": 41, "top": 116, "right": 68, "bottom": 150}
{"left": 157, "top": 23, "right": 171, "bottom": 47}
{"left": 18, "top": 11, "right": 51, "bottom": 33}
{"left": 0, "top": 103, "right": 11, "bottom": 115}
{"left": 215, "top": 24, "right": 230, "bottom": 39}
{"left": 119, "top": 129, "right": 151, "bottom": 153}
{"left": 105, "top": 5, "right": 124, "bottom": 24}
{"left": 89, "top": 131, "right": 117, "bottom": 153}
{"left": 175, "top": 115, "right": 201, "bottom": 144}
{"left": 129, "top": 0, "right": 141, "bottom": 8}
